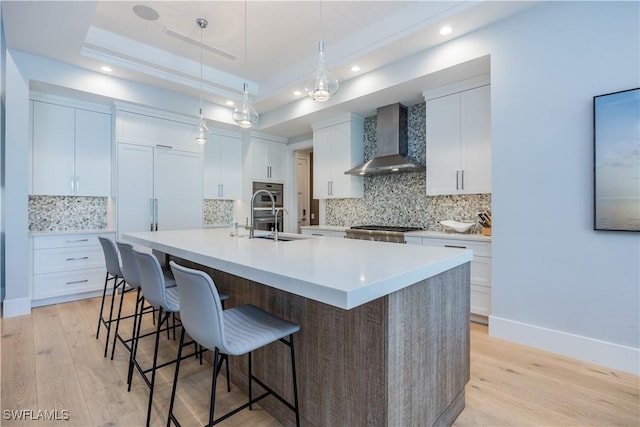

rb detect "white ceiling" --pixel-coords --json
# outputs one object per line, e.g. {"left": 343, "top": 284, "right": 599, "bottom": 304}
{"left": 2, "top": 1, "right": 537, "bottom": 138}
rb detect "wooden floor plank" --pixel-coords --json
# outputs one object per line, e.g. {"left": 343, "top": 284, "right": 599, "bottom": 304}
{"left": 2, "top": 294, "right": 639, "bottom": 427}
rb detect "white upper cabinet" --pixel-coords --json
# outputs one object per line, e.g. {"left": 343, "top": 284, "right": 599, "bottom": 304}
{"left": 31, "top": 99, "right": 111, "bottom": 196}
{"left": 248, "top": 135, "right": 286, "bottom": 182}
{"left": 312, "top": 114, "right": 364, "bottom": 199}
{"left": 116, "top": 108, "right": 203, "bottom": 154}
{"left": 204, "top": 131, "right": 242, "bottom": 200}
{"left": 425, "top": 77, "right": 491, "bottom": 196}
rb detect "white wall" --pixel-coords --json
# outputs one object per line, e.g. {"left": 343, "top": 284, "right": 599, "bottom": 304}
{"left": 484, "top": 1, "right": 639, "bottom": 373}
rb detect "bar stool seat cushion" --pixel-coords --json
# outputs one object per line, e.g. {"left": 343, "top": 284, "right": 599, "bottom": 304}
{"left": 221, "top": 305, "right": 300, "bottom": 356}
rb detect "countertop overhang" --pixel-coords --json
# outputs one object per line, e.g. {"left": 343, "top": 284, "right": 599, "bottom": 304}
{"left": 124, "top": 228, "right": 472, "bottom": 310}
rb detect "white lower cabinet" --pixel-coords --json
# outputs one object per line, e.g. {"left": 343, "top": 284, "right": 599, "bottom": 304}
{"left": 406, "top": 234, "right": 491, "bottom": 321}
{"left": 32, "top": 231, "right": 114, "bottom": 304}
{"left": 301, "top": 228, "right": 346, "bottom": 238}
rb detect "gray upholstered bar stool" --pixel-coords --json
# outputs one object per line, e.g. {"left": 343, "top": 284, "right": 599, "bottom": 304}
{"left": 167, "top": 261, "right": 301, "bottom": 427}
{"left": 133, "top": 249, "right": 230, "bottom": 427}
{"left": 97, "top": 236, "right": 132, "bottom": 358}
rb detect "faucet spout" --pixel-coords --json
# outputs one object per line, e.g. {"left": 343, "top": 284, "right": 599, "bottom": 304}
{"left": 249, "top": 189, "right": 275, "bottom": 239}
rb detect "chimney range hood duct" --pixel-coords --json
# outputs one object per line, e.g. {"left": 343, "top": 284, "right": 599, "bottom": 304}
{"left": 345, "top": 103, "right": 424, "bottom": 176}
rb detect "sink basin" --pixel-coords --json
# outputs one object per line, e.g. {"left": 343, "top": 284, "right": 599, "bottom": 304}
{"left": 439, "top": 220, "right": 475, "bottom": 233}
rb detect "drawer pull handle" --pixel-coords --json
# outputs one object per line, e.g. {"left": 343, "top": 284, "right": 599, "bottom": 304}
{"left": 66, "top": 239, "right": 89, "bottom": 243}
{"left": 156, "top": 144, "right": 173, "bottom": 149}
{"left": 445, "top": 245, "right": 467, "bottom": 249}
{"left": 311, "top": 233, "right": 323, "bottom": 236}
{"left": 66, "top": 257, "right": 89, "bottom": 261}
{"left": 66, "top": 279, "right": 89, "bottom": 285}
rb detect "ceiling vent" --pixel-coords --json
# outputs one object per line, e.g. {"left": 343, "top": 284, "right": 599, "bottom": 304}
{"left": 163, "top": 27, "right": 237, "bottom": 61}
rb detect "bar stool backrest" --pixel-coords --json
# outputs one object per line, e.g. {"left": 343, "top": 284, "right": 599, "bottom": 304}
{"left": 169, "top": 261, "right": 227, "bottom": 354}
{"left": 134, "top": 249, "right": 169, "bottom": 310}
{"left": 116, "top": 242, "right": 141, "bottom": 289}
{"left": 98, "top": 236, "right": 122, "bottom": 278}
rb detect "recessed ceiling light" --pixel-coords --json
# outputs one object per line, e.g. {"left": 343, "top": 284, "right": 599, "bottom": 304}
{"left": 350, "top": 65, "right": 361, "bottom": 72}
{"left": 133, "top": 4, "right": 159, "bottom": 21}
{"left": 226, "top": 100, "right": 235, "bottom": 106}
{"left": 101, "top": 66, "right": 112, "bottom": 73}
{"left": 440, "top": 26, "right": 453, "bottom": 35}
{"left": 293, "top": 90, "right": 302, "bottom": 96}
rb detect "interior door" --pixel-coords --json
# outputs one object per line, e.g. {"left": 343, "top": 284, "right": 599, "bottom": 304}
{"left": 154, "top": 148, "right": 203, "bottom": 231}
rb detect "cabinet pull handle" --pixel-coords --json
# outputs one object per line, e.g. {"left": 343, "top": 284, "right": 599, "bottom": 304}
{"left": 70, "top": 177, "right": 75, "bottom": 193}
{"left": 156, "top": 144, "right": 173, "bottom": 149}
{"left": 150, "top": 198, "right": 154, "bottom": 231}
{"left": 220, "top": 184, "right": 224, "bottom": 198}
{"left": 461, "top": 170, "right": 464, "bottom": 190}
{"left": 444, "top": 244, "right": 467, "bottom": 249}
{"left": 311, "top": 233, "right": 323, "bottom": 236}
{"left": 66, "top": 279, "right": 89, "bottom": 285}
{"left": 66, "top": 239, "right": 89, "bottom": 243}
{"left": 456, "top": 171, "right": 459, "bottom": 190}
{"left": 154, "top": 199, "right": 159, "bottom": 231}
{"left": 66, "top": 257, "right": 89, "bottom": 261}
{"left": 76, "top": 177, "right": 80, "bottom": 194}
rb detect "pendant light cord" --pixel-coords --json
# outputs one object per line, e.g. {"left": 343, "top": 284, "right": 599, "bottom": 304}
{"left": 199, "top": 21, "right": 204, "bottom": 116}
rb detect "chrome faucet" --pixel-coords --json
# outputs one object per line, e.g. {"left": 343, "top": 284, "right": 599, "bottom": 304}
{"left": 273, "top": 207, "right": 288, "bottom": 242}
{"left": 249, "top": 189, "right": 275, "bottom": 239}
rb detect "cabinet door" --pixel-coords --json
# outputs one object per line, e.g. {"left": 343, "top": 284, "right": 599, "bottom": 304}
{"left": 328, "top": 122, "right": 364, "bottom": 198}
{"left": 219, "top": 135, "right": 242, "bottom": 199}
{"left": 426, "top": 94, "right": 461, "bottom": 196}
{"left": 248, "top": 138, "right": 269, "bottom": 181}
{"left": 117, "top": 110, "right": 202, "bottom": 153}
{"left": 460, "top": 85, "right": 491, "bottom": 194}
{"left": 267, "top": 140, "right": 285, "bottom": 181}
{"left": 312, "top": 127, "right": 332, "bottom": 198}
{"left": 75, "top": 109, "right": 111, "bottom": 196}
{"left": 154, "top": 149, "right": 203, "bottom": 230}
{"left": 32, "top": 101, "right": 75, "bottom": 195}
{"left": 117, "top": 143, "right": 154, "bottom": 238}
{"left": 203, "top": 135, "right": 223, "bottom": 199}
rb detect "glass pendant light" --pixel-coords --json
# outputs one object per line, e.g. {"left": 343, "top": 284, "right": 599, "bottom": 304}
{"left": 232, "top": 1, "right": 258, "bottom": 128}
{"left": 305, "top": 1, "right": 338, "bottom": 102}
{"left": 195, "top": 18, "right": 210, "bottom": 144}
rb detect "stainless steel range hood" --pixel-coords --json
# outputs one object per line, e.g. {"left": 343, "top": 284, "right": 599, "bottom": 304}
{"left": 345, "top": 103, "right": 424, "bottom": 176}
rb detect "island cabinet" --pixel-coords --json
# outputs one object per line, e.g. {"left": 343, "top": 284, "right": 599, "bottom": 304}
{"left": 31, "top": 231, "right": 114, "bottom": 305}
{"left": 407, "top": 232, "right": 491, "bottom": 322}
{"left": 424, "top": 76, "right": 491, "bottom": 196}
{"left": 124, "top": 228, "right": 472, "bottom": 427}
{"left": 204, "top": 130, "right": 242, "bottom": 200}
{"left": 247, "top": 134, "right": 286, "bottom": 182}
{"left": 312, "top": 114, "right": 364, "bottom": 199}
{"left": 30, "top": 96, "right": 111, "bottom": 196}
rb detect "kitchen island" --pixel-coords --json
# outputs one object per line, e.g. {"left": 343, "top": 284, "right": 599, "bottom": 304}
{"left": 124, "top": 228, "right": 472, "bottom": 427}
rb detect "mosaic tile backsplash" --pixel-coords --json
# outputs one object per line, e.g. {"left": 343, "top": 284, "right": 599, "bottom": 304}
{"left": 326, "top": 102, "right": 492, "bottom": 232}
{"left": 204, "top": 199, "right": 234, "bottom": 226}
{"left": 29, "top": 196, "right": 108, "bottom": 231}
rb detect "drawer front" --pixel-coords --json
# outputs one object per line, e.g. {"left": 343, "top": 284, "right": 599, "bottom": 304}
{"left": 34, "top": 268, "right": 107, "bottom": 299}
{"left": 34, "top": 246, "right": 106, "bottom": 274}
{"left": 470, "top": 256, "right": 491, "bottom": 288}
{"left": 421, "top": 237, "right": 491, "bottom": 257}
{"left": 33, "top": 233, "right": 114, "bottom": 250}
{"left": 470, "top": 284, "right": 491, "bottom": 316}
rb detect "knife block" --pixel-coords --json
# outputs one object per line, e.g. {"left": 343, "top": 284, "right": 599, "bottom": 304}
{"left": 481, "top": 227, "right": 491, "bottom": 236}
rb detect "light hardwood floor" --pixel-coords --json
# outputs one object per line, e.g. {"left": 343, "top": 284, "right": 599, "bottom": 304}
{"left": 1, "top": 293, "right": 639, "bottom": 426}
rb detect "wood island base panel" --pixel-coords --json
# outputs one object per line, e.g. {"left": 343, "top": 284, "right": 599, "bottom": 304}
{"left": 172, "top": 255, "right": 471, "bottom": 427}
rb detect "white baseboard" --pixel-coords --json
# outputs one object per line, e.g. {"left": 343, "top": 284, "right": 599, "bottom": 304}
{"left": 2, "top": 297, "right": 32, "bottom": 318}
{"left": 489, "top": 315, "right": 639, "bottom": 375}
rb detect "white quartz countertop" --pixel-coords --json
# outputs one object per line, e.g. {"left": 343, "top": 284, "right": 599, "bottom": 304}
{"left": 124, "top": 228, "right": 472, "bottom": 310}
{"left": 405, "top": 230, "right": 492, "bottom": 242}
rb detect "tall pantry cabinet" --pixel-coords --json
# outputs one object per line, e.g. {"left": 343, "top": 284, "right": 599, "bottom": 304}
{"left": 116, "top": 107, "right": 203, "bottom": 238}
